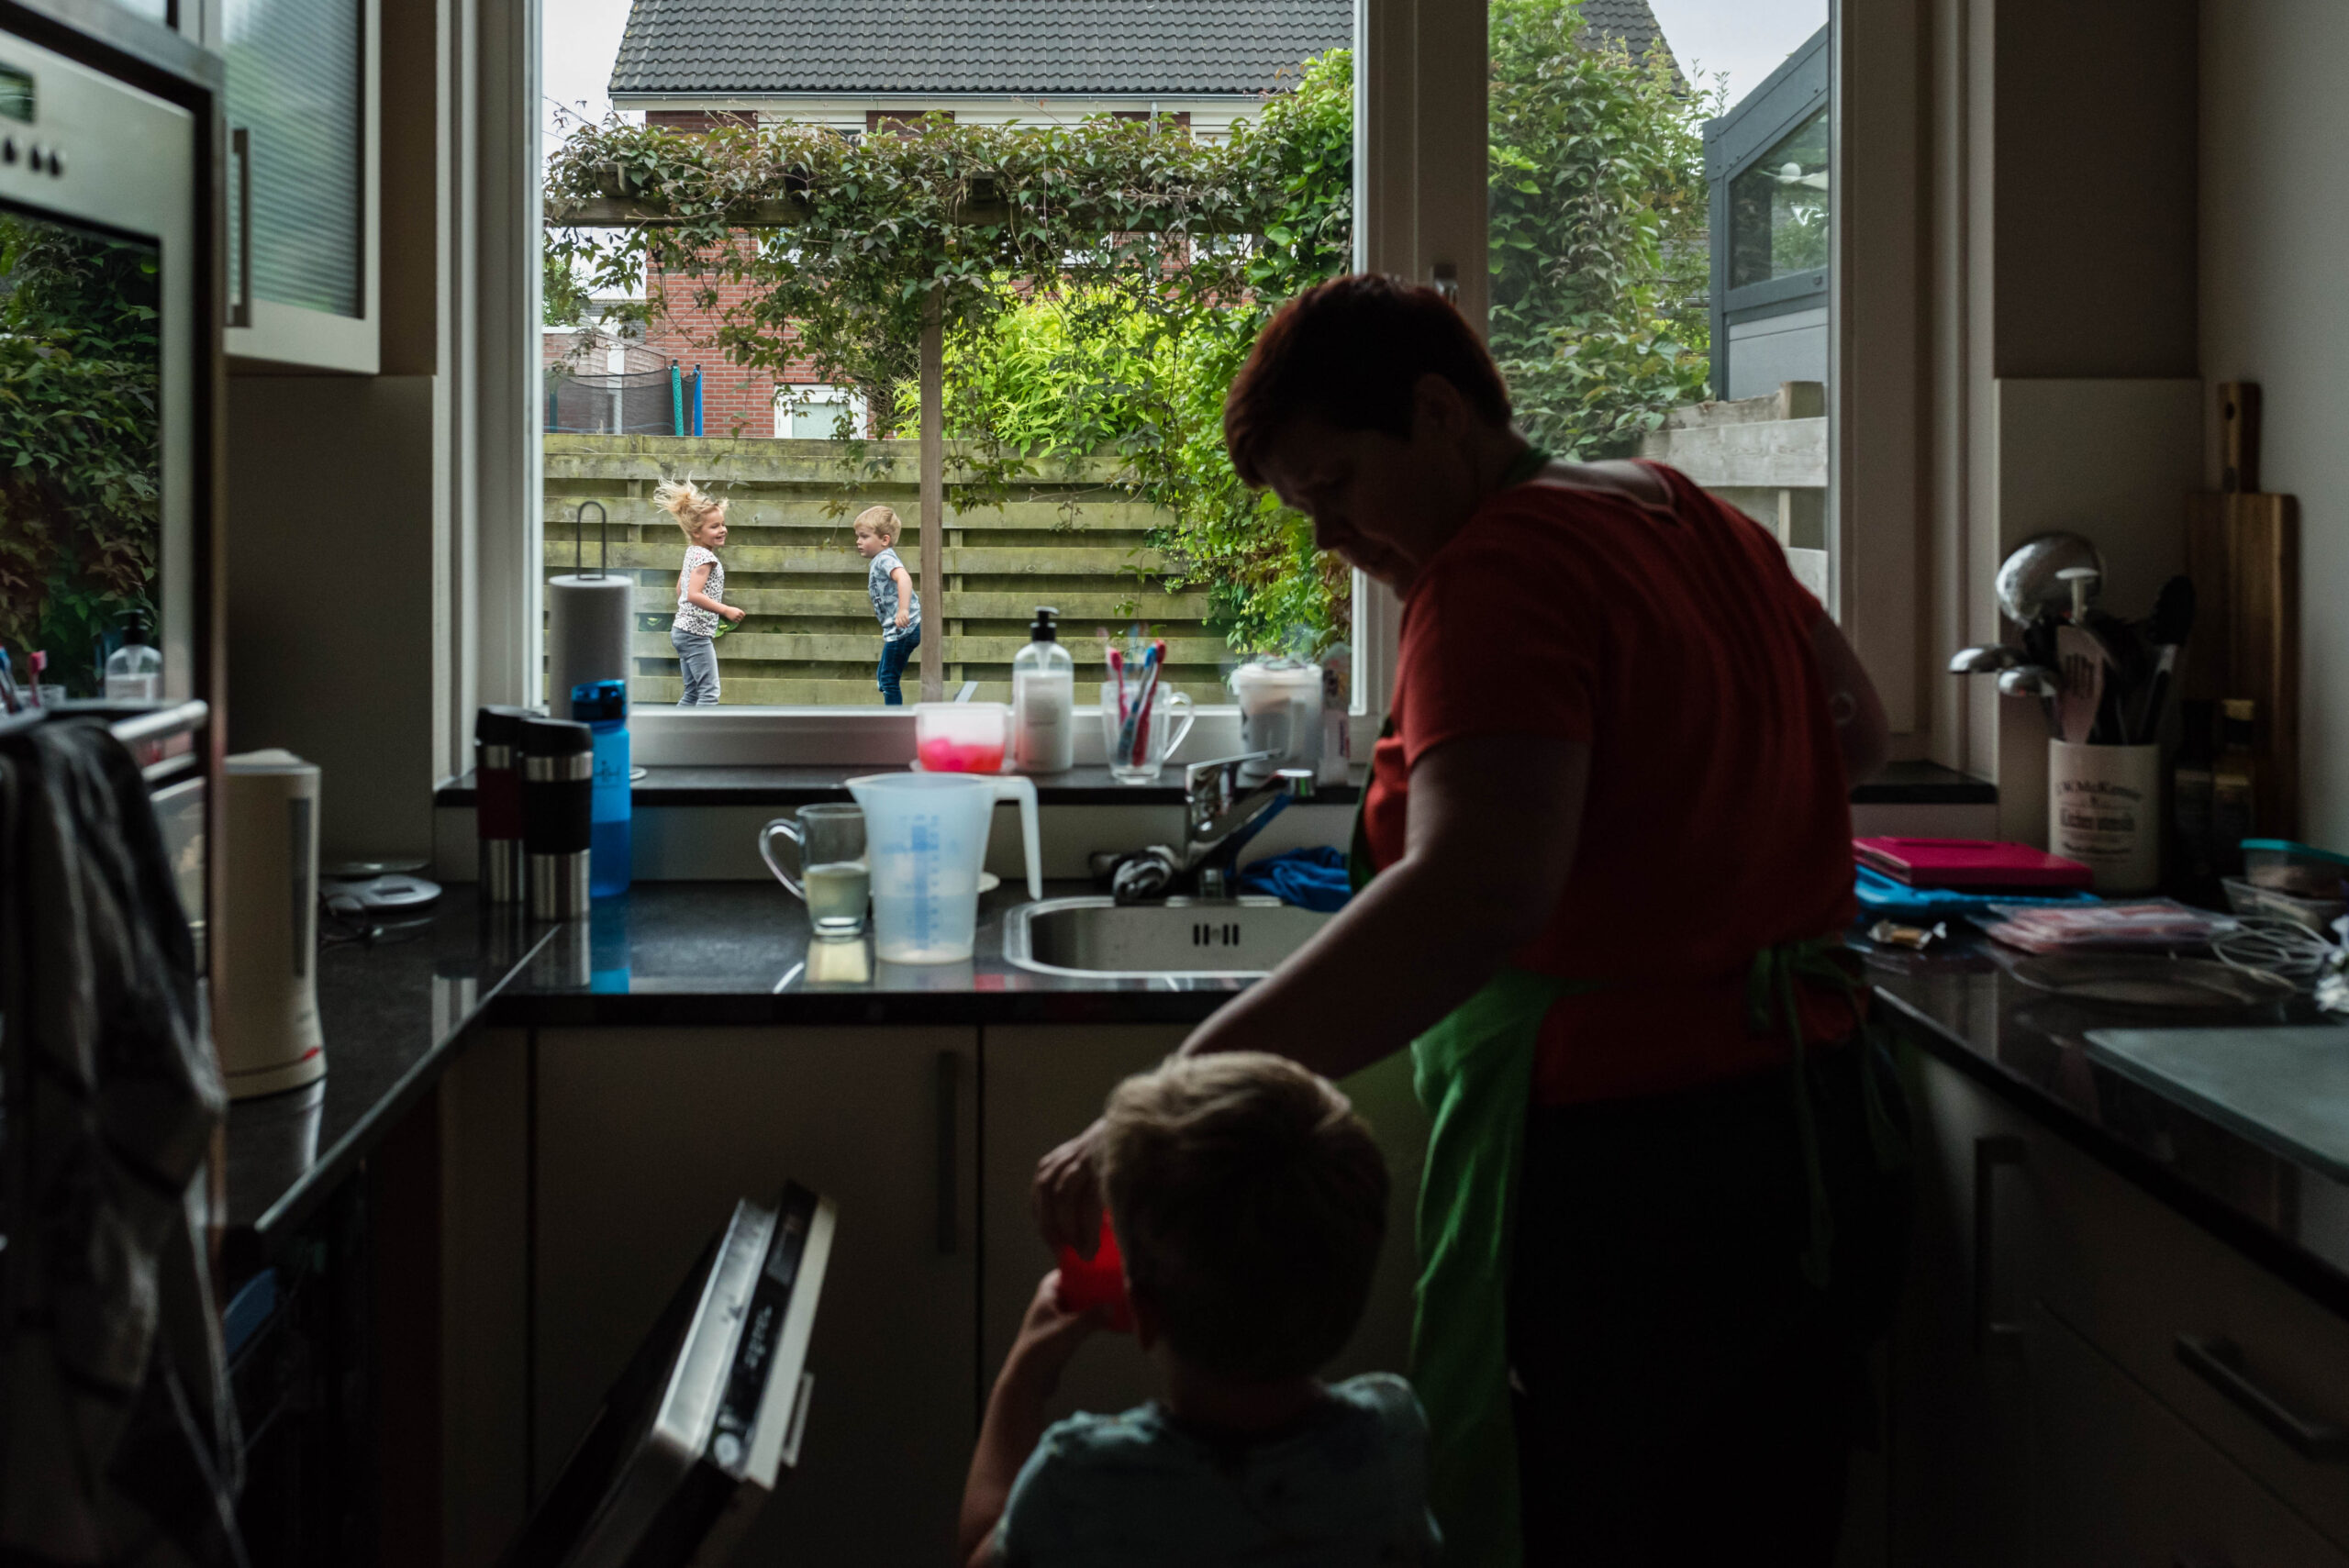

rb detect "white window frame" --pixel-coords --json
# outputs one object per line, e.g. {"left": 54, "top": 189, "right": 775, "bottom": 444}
{"left": 485, "top": 0, "right": 1945, "bottom": 768}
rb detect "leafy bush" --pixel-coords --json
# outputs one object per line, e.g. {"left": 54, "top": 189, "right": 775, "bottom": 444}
{"left": 0, "top": 216, "right": 161, "bottom": 693}
{"left": 545, "top": 0, "right": 1715, "bottom": 654}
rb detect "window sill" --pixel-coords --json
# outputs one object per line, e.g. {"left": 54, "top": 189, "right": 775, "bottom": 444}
{"left": 433, "top": 763, "right": 1369, "bottom": 810}
{"left": 433, "top": 759, "right": 1983, "bottom": 812}
{"left": 1851, "top": 761, "right": 1996, "bottom": 806}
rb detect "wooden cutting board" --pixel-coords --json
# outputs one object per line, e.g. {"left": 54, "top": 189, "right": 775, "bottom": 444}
{"left": 2183, "top": 382, "right": 2300, "bottom": 837}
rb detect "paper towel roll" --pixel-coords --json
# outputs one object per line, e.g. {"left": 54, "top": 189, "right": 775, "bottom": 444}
{"left": 546, "top": 573, "right": 635, "bottom": 717}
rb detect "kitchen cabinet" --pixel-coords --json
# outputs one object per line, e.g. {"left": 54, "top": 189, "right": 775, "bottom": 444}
{"left": 1890, "top": 1043, "right": 2349, "bottom": 1565}
{"left": 532, "top": 1026, "right": 980, "bottom": 1568}
{"left": 215, "top": 0, "right": 379, "bottom": 372}
{"left": 2032, "top": 1304, "right": 2345, "bottom": 1567}
{"left": 1887, "top": 1044, "right": 2041, "bottom": 1568}
{"left": 979, "top": 1027, "right": 1431, "bottom": 1427}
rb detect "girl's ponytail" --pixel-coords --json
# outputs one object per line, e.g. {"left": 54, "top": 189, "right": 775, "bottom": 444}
{"left": 654, "top": 477, "right": 723, "bottom": 540}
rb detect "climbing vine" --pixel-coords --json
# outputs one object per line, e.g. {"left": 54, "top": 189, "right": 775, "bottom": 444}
{"left": 545, "top": 0, "right": 1712, "bottom": 651}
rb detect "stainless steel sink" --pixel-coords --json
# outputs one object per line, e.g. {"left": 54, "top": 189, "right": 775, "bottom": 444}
{"left": 1003, "top": 895, "right": 1331, "bottom": 980}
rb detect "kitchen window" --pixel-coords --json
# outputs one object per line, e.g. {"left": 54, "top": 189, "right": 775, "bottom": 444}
{"left": 517, "top": 0, "right": 1929, "bottom": 764}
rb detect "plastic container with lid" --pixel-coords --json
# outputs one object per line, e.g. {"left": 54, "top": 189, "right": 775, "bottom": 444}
{"left": 1010, "top": 606, "right": 1074, "bottom": 773}
{"left": 915, "top": 701, "right": 1012, "bottom": 774}
{"left": 2239, "top": 840, "right": 2349, "bottom": 898}
{"left": 573, "top": 679, "right": 631, "bottom": 899}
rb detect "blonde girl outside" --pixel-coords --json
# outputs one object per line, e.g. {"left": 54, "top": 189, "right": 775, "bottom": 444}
{"left": 852, "top": 506, "right": 921, "bottom": 705}
{"left": 657, "top": 479, "right": 743, "bottom": 706}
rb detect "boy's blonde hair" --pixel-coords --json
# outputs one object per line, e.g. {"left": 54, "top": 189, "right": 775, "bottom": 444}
{"left": 852, "top": 505, "right": 902, "bottom": 544}
{"left": 653, "top": 477, "right": 726, "bottom": 541}
{"left": 1098, "top": 1053, "right": 1387, "bottom": 1382}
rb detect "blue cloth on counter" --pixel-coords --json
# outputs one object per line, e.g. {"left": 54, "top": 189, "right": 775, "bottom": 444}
{"left": 1854, "top": 863, "right": 2101, "bottom": 920}
{"left": 1234, "top": 845, "right": 1354, "bottom": 912}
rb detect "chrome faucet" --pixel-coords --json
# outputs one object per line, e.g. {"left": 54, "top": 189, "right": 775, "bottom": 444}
{"left": 1109, "top": 751, "right": 1315, "bottom": 904}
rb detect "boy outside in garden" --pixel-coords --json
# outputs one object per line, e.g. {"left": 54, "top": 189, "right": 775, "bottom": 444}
{"left": 854, "top": 505, "right": 922, "bottom": 705}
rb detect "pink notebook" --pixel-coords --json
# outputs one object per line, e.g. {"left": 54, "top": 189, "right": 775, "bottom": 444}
{"left": 1854, "top": 837, "right": 2094, "bottom": 889}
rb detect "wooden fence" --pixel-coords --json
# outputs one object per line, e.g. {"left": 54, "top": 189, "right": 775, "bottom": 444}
{"left": 544, "top": 435, "right": 1230, "bottom": 706}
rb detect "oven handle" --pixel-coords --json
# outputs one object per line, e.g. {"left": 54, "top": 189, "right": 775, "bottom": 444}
{"left": 229, "top": 126, "right": 251, "bottom": 328}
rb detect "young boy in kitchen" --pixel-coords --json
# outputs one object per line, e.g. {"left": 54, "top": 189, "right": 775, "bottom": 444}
{"left": 852, "top": 505, "right": 921, "bottom": 705}
{"left": 957, "top": 1053, "right": 1440, "bottom": 1567}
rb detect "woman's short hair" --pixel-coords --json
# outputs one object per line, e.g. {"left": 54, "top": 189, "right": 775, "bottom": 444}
{"left": 853, "top": 505, "right": 902, "bottom": 543}
{"left": 1098, "top": 1052, "right": 1388, "bottom": 1383}
{"left": 1223, "top": 272, "right": 1513, "bottom": 487}
{"left": 652, "top": 477, "right": 726, "bottom": 540}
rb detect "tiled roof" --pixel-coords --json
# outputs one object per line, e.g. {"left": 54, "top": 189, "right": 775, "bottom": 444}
{"left": 608, "top": 0, "right": 1355, "bottom": 97}
{"left": 1580, "top": 0, "right": 1677, "bottom": 72}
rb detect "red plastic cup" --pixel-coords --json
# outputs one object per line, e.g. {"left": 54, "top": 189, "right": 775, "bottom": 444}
{"left": 1055, "top": 1214, "right": 1134, "bottom": 1332}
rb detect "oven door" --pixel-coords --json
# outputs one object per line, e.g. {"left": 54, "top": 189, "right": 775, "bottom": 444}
{"left": 0, "top": 28, "right": 196, "bottom": 706}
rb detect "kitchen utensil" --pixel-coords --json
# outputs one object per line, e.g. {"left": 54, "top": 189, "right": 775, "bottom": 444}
{"left": 1853, "top": 837, "right": 2094, "bottom": 889}
{"left": 914, "top": 700, "right": 1012, "bottom": 773}
{"left": 1946, "top": 645, "right": 2025, "bottom": 674}
{"left": 760, "top": 803, "right": 870, "bottom": 940}
{"left": 1998, "top": 665, "right": 2060, "bottom": 738}
{"left": 2131, "top": 576, "right": 2197, "bottom": 742}
{"left": 218, "top": 751, "right": 327, "bottom": 1099}
{"left": 2056, "top": 565, "right": 2099, "bottom": 623}
{"left": 1995, "top": 533, "right": 2107, "bottom": 627}
{"left": 2185, "top": 381, "right": 2299, "bottom": 835}
{"left": 845, "top": 773, "right": 1001, "bottom": 963}
{"left": 2055, "top": 625, "right": 2105, "bottom": 745}
{"left": 1098, "top": 681, "right": 1196, "bottom": 784}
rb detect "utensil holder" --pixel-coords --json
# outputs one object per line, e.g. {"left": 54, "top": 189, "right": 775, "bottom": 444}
{"left": 2049, "top": 740, "right": 2161, "bottom": 894}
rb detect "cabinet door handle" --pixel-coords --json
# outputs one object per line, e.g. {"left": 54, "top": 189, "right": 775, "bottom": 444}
{"left": 1973, "top": 1135, "right": 2028, "bottom": 1353}
{"left": 934, "top": 1051, "right": 959, "bottom": 1254}
{"left": 2176, "top": 1335, "right": 2349, "bottom": 1462}
{"left": 229, "top": 125, "right": 251, "bottom": 328}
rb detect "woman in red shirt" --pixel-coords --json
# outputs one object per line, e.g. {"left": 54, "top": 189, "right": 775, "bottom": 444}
{"left": 1036, "top": 275, "right": 1909, "bottom": 1565}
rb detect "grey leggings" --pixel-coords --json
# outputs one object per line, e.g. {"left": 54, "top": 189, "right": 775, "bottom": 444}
{"left": 672, "top": 624, "right": 719, "bottom": 706}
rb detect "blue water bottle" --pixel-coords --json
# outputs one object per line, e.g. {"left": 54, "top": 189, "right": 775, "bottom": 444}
{"left": 572, "top": 679, "right": 631, "bottom": 897}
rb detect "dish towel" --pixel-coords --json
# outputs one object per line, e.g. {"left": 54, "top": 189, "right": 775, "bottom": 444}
{"left": 1233, "top": 845, "right": 1353, "bottom": 912}
{"left": 1854, "top": 863, "right": 2101, "bottom": 921}
{"left": 0, "top": 717, "right": 244, "bottom": 1564}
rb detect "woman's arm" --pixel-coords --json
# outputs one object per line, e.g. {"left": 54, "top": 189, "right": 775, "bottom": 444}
{"left": 1181, "top": 730, "right": 1588, "bottom": 1072}
{"left": 890, "top": 563, "right": 914, "bottom": 627}
{"left": 1035, "top": 730, "right": 1589, "bottom": 1251}
{"left": 1810, "top": 613, "right": 1889, "bottom": 784}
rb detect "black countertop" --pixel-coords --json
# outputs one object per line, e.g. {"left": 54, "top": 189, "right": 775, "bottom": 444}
{"left": 222, "top": 880, "right": 1251, "bottom": 1256}
{"left": 229, "top": 880, "right": 2346, "bottom": 1324}
{"left": 220, "top": 889, "right": 556, "bottom": 1242}
{"left": 1862, "top": 928, "right": 2349, "bottom": 1319}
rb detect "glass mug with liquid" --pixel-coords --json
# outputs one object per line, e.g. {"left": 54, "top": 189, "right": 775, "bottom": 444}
{"left": 759, "top": 803, "right": 870, "bottom": 940}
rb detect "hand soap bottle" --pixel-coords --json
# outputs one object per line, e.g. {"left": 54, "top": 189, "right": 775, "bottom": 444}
{"left": 1011, "top": 606, "right": 1074, "bottom": 773}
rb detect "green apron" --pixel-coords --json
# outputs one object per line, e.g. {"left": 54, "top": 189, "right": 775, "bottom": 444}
{"left": 1347, "top": 445, "right": 1899, "bottom": 1562}
{"left": 1351, "top": 798, "right": 1875, "bottom": 1568}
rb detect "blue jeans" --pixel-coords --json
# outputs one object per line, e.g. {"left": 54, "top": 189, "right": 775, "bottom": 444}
{"left": 672, "top": 624, "right": 718, "bottom": 706}
{"left": 876, "top": 622, "right": 920, "bottom": 706}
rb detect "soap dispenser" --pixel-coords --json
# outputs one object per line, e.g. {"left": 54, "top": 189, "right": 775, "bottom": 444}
{"left": 1011, "top": 606, "right": 1074, "bottom": 773}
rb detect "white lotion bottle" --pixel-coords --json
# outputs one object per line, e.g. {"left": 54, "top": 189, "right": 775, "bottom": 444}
{"left": 1011, "top": 606, "right": 1075, "bottom": 773}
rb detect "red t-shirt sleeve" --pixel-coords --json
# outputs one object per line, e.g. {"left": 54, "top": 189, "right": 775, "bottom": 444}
{"left": 1396, "top": 512, "right": 1602, "bottom": 768}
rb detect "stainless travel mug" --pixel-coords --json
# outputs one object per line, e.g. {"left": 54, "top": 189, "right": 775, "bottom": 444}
{"left": 521, "top": 716, "right": 595, "bottom": 920}
{"left": 475, "top": 705, "right": 531, "bottom": 904}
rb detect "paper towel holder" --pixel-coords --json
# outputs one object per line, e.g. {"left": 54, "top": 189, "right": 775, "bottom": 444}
{"left": 573, "top": 500, "right": 609, "bottom": 580}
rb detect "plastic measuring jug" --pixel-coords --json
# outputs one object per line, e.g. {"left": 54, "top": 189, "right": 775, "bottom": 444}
{"left": 846, "top": 773, "right": 1042, "bottom": 962}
